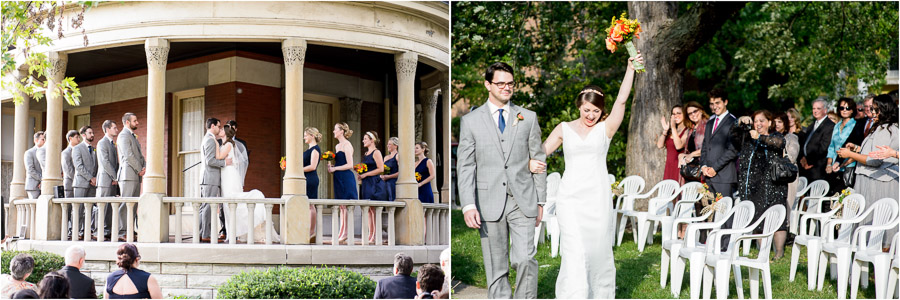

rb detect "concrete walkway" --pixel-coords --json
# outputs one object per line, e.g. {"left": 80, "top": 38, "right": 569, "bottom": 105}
{"left": 450, "top": 280, "right": 488, "bottom": 299}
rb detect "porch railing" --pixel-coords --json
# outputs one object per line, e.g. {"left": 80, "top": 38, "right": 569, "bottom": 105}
{"left": 54, "top": 197, "right": 140, "bottom": 242}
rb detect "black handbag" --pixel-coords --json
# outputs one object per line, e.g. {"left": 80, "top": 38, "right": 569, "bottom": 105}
{"left": 768, "top": 149, "right": 798, "bottom": 184}
{"left": 842, "top": 166, "right": 857, "bottom": 187}
{"left": 681, "top": 158, "right": 702, "bottom": 181}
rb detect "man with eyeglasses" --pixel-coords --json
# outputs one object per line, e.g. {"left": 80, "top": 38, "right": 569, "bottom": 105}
{"left": 798, "top": 97, "right": 835, "bottom": 187}
{"left": 457, "top": 62, "right": 545, "bottom": 299}
{"left": 843, "top": 95, "right": 875, "bottom": 159}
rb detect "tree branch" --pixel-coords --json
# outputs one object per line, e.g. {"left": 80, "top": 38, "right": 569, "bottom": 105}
{"left": 660, "top": 2, "right": 746, "bottom": 67}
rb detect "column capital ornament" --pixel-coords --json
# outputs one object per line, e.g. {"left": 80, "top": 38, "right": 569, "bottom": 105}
{"left": 144, "top": 38, "right": 170, "bottom": 68}
{"left": 422, "top": 91, "right": 439, "bottom": 112}
{"left": 282, "top": 39, "right": 308, "bottom": 68}
{"left": 46, "top": 52, "right": 68, "bottom": 81}
{"left": 394, "top": 52, "right": 417, "bottom": 81}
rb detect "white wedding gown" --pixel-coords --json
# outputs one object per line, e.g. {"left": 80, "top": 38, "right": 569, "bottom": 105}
{"left": 555, "top": 122, "right": 616, "bottom": 299}
{"left": 220, "top": 144, "right": 281, "bottom": 243}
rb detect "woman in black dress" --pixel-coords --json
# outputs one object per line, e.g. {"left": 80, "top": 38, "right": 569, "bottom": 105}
{"left": 732, "top": 110, "right": 789, "bottom": 260}
{"left": 303, "top": 127, "right": 322, "bottom": 240}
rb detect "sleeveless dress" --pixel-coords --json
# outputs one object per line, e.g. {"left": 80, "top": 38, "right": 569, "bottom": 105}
{"left": 106, "top": 268, "right": 151, "bottom": 299}
{"left": 384, "top": 155, "right": 399, "bottom": 201}
{"left": 555, "top": 122, "right": 615, "bottom": 299}
{"left": 220, "top": 144, "right": 279, "bottom": 243}
{"left": 360, "top": 150, "right": 390, "bottom": 200}
{"left": 663, "top": 128, "right": 686, "bottom": 182}
{"left": 333, "top": 151, "right": 359, "bottom": 199}
{"left": 304, "top": 145, "right": 321, "bottom": 199}
{"left": 416, "top": 158, "right": 434, "bottom": 203}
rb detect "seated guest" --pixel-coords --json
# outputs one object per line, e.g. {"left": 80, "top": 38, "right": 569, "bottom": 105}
{"left": 374, "top": 253, "right": 417, "bottom": 299}
{"left": 415, "top": 264, "right": 445, "bottom": 299}
{"left": 61, "top": 245, "right": 96, "bottom": 299}
{"left": 1, "top": 254, "right": 36, "bottom": 298}
{"left": 37, "top": 272, "right": 69, "bottom": 299}
{"left": 437, "top": 248, "right": 450, "bottom": 299}
{"left": 10, "top": 289, "right": 39, "bottom": 299}
{"left": 105, "top": 243, "right": 162, "bottom": 299}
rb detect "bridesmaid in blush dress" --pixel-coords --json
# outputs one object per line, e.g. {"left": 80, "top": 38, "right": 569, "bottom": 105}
{"left": 303, "top": 127, "right": 322, "bottom": 240}
{"left": 328, "top": 122, "right": 358, "bottom": 244}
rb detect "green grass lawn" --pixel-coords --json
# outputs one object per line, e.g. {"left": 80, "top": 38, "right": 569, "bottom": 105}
{"left": 451, "top": 210, "right": 880, "bottom": 299}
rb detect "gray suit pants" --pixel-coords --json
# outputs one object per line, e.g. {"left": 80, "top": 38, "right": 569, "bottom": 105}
{"left": 67, "top": 187, "right": 95, "bottom": 236}
{"left": 479, "top": 195, "right": 538, "bottom": 299}
{"left": 199, "top": 184, "right": 221, "bottom": 239}
{"left": 95, "top": 186, "right": 117, "bottom": 237}
{"left": 26, "top": 190, "right": 40, "bottom": 199}
{"left": 118, "top": 180, "right": 140, "bottom": 237}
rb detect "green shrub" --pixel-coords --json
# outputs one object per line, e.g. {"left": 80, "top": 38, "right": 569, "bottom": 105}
{"left": 1, "top": 250, "right": 66, "bottom": 283}
{"left": 217, "top": 266, "right": 376, "bottom": 299}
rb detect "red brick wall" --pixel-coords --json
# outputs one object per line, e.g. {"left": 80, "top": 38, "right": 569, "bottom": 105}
{"left": 205, "top": 82, "right": 282, "bottom": 199}
{"left": 89, "top": 96, "right": 172, "bottom": 195}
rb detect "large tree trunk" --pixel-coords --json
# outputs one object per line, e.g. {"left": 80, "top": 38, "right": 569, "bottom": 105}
{"left": 625, "top": 2, "right": 744, "bottom": 210}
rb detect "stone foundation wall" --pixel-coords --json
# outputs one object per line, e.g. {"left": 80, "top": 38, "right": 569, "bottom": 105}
{"left": 80, "top": 261, "right": 398, "bottom": 298}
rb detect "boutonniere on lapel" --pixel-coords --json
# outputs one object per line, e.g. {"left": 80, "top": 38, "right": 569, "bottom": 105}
{"left": 513, "top": 113, "right": 524, "bottom": 127}
{"left": 133, "top": 133, "right": 138, "bottom": 140}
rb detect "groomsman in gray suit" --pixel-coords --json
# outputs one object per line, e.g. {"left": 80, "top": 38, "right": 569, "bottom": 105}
{"left": 199, "top": 118, "right": 232, "bottom": 242}
{"left": 25, "top": 131, "right": 46, "bottom": 199}
{"left": 96, "top": 120, "right": 119, "bottom": 238}
{"left": 62, "top": 130, "right": 80, "bottom": 198}
{"left": 72, "top": 126, "right": 98, "bottom": 239}
{"left": 117, "top": 113, "right": 145, "bottom": 238}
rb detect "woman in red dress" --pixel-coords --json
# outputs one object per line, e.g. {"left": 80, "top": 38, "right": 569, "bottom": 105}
{"left": 658, "top": 105, "right": 688, "bottom": 183}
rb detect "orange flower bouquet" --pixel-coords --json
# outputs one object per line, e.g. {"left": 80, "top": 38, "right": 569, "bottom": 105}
{"left": 605, "top": 12, "right": 644, "bottom": 72}
{"left": 354, "top": 163, "right": 368, "bottom": 174}
{"left": 321, "top": 151, "right": 336, "bottom": 162}
{"left": 279, "top": 156, "right": 286, "bottom": 171}
{"left": 415, "top": 172, "right": 422, "bottom": 182}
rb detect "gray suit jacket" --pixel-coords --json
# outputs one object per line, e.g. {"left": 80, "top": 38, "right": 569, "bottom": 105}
{"left": 62, "top": 146, "right": 75, "bottom": 191}
{"left": 25, "top": 146, "right": 43, "bottom": 190}
{"left": 456, "top": 103, "right": 546, "bottom": 222}
{"left": 202, "top": 133, "right": 225, "bottom": 186}
{"left": 117, "top": 128, "right": 145, "bottom": 182}
{"left": 857, "top": 124, "right": 899, "bottom": 181}
{"left": 97, "top": 136, "right": 119, "bottom": 187}
{"left": 72, "top": 141, "right": 98, "bottom": 189}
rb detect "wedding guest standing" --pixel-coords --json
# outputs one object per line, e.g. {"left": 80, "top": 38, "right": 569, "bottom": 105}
{"left": 303, "top": 127, "right": 322, "bottom": 239}
{"left": 838, "top": 94, "right": 899, "bottom": 246}
{"left": 381, "top": 137, "right": 400, "bottom": 201}
{"left": 360, "top": 131, "right": 390, "bottom": 243}
{"left": 825, "top": 98, "right": 857, "bottom": 192}
{"left": 775, "top": 112, "right": 800, "bottom": 234}
{"left": 842, "top": 95, "right": 875, "bottom": 173}
{"left": 415, "top": 142, "right": 435, "bottom": 204}
{"left": 657, "top": 105, "right": 687, "bottom": 183}
{"left": 733, "top": 111, "right": 789, "bottom": 260}
{"left": 328, "top": 122, "right": 358, "bottom": 244}
{"left": 798, "top": 98, "right": 835, "bottom": 188}
{"left": 786, "top": 108, "right": 804, "bottom": 136}
{"left": 678, "top": 101, "right": 709, "bottom": 169}
{"left": 61, "top": 130, "right": 79, "bottom": 198}
{"left": 700, "top": 89, "right": 739, "bottom": 198}
{"left": 24, "top": 132, "right": 45, "bottom": 199}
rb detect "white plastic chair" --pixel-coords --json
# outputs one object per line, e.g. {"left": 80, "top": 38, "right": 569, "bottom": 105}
{"left": 662, "top": 195, "right": 735, "bottom": 296}
{"left": 818, "top": 198, "right": 899, "bottom": 299}
{"left": 790, "top": 194, "right": 866, "bottom": 290}
{"left": 886, "top": 233, "right": 900, "bottom": 299}
{"left": 792, "top": 179, "right": 831, "bottom": 235}
{"left": 620, "top": 180, "right": 680, "bottom": 252}
{"left": 797, "top": 176, "right": 808, "bottom": 194}
{"left": 613, "top": 175, "right": 646, "bottom": 246}
{"left": 729, "top": 205, "right": 786, "bottom": 300}
{"left": 609, "top": 173, "right": 616, "bottom": 185}
{"left": 535, "top": 172, "right": 562, "bottom": 256}
{"left": 850, "top": 215, "right": 900, "bottom": 299}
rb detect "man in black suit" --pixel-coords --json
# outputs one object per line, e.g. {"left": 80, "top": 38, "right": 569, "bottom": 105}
{"left": 798, "top": 98, "right": 835, "bottom": 189}
{"left": 60, "top": 245, "right": 96, "bottom": 299}
{"left": 374, "top": 253, "right": 418, "bottom": 299}
{"left": 700, "top": 89, "right": 739, "bottom": 198}
{"left": 844, "top": 95, "right": 875, "bottom": 152}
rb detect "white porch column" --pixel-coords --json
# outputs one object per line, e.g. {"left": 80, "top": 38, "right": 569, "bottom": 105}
{"left": 395, "top": 52, "right": 424, "bottom": 245}
{"left": 440, "top": 71, "right": 451, "bottom": 204}
{"left": 422, "top": 89, "right": 438, "bottom": 201}
{"left": 8, "top": 68, "right": 31, "bottom": 233}
{"left": 36, "top": 52, "right": 67, "bottom": 240}
{"left": 138, "top": 38, "right": 170, "bottom": 243}
{"left": 281, "top": 38, "right": 311, "bottom": 244}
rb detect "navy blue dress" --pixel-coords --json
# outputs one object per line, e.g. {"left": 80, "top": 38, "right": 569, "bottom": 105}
{"left": 333, "top": 151, "right": 359, "bottom": 200}
{"left": 106, "top": 268, "right": 151, "bottom": 299}
{"left": 384, "top": 155, "right": 399, "bottom": 201}
{"left": 360, "top": 150, "right": 390, "bottom": 201}
{"left": 416, "top": 158, "right": 434, "bottom": 203}
{"left": 304, "top": 145, "right": 321, "bottom": 199}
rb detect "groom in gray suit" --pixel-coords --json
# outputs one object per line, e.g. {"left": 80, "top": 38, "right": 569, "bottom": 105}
{"left": 457, "top": 62, "right": 546, "bottom": 299}
{"left": 25, "top": 131, "right": 46, "bottom": 199}
{"left": 96, "top": 120, "right": 119, "bottom": 238}
{"left": 199, "top": 118, "right": 232, "bottom": 242}
{"left": 117, "top": 113, "right": 145, "bottom": 238}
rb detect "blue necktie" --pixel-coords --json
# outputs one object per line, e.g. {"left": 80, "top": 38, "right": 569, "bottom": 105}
{"left": 498, "top": 108, "right": 506, "bottom": 133}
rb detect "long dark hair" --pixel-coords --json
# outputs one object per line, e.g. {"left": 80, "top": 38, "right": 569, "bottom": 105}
{"left": 872, "top": 94, "right": 898, "bottom": 135}
{"left": 116, "top": 243, "right": 140, "bottom": 270}
{"left": 223, "top": 125, "right": 237, "bottom": 147}
{"left": 575, "top": 85, "right": 607, "bottom": 121}
{"left": 37, "top": 271, "right": 69, "bottom": 299}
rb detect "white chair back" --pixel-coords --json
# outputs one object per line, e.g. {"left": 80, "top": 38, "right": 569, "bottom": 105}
{"left": 546, "top": 172, "right": 562, "bottom": 199}
{"left": 806, "top": 180, "right": 830, "bottom": 198}
{"left": 674, "top": 182, "right": 704, "bottom": 218}
{"left": 648, "top": 180, "right": 680, "bottom": 215}
{"left": 754, "top": 205, "right": 787, "bottom": 262}
{"left": 861, "top": 198, "right": 899, "bottom": 251}
{"left": 713, "top": 197, "right": 734, "bottom": 222}
{"left": 798, "top": 176, "right": 808, "bottom": 192}
{"left": 608, "top": 174, "right": 616, "bottom": 184}
{"left": 620, "top": 175, "right": 646, "bottom": 196}
{"left": 834, "top": 194, "right": 867, "bottom": 242}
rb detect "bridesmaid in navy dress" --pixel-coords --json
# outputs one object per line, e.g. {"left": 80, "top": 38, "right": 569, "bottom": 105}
{"left": 359, "top": 131, "right": 390, "bottom": 243}
{"left": 415, "top": 142, "right": 436, "bottom": 203}
{"left": 303, "top": 127, "right": 322, "bottom": 240}
{"left": 328, "top": 122, "right": 358, "bottom": 243}
{"left": 380, "top": 137, "right": 400, "bottom": 201}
